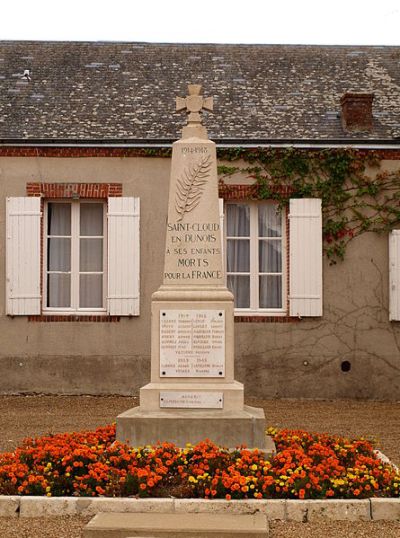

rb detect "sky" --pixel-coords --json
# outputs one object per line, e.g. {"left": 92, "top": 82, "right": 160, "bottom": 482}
{"left": 1, "top": 0, "right": 400, "bottom": 45}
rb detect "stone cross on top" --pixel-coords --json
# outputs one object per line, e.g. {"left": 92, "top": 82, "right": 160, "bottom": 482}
{"left": 176, "top": 84, "right": 213, "bottom": 138}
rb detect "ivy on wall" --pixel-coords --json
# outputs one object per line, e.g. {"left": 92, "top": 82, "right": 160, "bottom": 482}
{"left": 140, "top": 147, "right": 400, "bottom": 263}
{"left": 216, "top": 148, "right": 400, "bottom": 263}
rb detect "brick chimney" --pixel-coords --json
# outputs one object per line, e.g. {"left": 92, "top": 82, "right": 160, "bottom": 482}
{"left": 340, "top": 92, "right": 374, "bottom": 133}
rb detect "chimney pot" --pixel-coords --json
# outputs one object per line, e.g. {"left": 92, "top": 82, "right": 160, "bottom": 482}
{"left": 340, "top": 92, "right": 374, "bottom": 133}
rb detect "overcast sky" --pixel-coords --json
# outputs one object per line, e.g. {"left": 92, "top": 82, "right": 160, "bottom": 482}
{"left": 2, "top": 0, "right": 400, "bottom": 45}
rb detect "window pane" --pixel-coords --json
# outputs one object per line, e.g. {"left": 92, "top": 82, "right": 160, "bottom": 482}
{"left": 259, "top": 275, "right": 282, "bottom": 308}
{"left": 47, "top": 203, "right": 71, "bottom": 236}
{"left": 258, "top": 205, "right": 281, "bottom": 237}
{"left": 80, "top": 274, "right": 103, "bottom": 308}
{"left": 227, "top": 275, "right": 250, "bottom": 308}
{"left": 80, "top": 203, "right": 103, "bottom": 236}
{"left": 47, "top": 238, "right": 71, "bottom": 271}
{"left": 259, "top": 240, "right": 282, "bottom": 273}
{"left": 226, "top": 204, "right": 250, "bottom": 237}
{"left": 47, "top": 274, "right": 70, "bottom": 307}
{"left": 80, "top": 239, "right": 103, "bottom": 272}
{"left": 227, "top": 239, "right": 250, "bottom": 272}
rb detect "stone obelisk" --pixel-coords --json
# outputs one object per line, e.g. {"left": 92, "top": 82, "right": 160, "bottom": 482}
{"left": 117, "top": 85, "right": 274, "bottom": 452}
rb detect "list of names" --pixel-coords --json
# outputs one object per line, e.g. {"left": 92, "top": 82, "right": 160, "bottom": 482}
{"left": 160, "top": 310, "right": 225, "bottom": 377}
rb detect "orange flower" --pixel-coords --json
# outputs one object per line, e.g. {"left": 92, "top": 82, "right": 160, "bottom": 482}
{"left": 0, "top": 424, "right": 397, "bottom": 500}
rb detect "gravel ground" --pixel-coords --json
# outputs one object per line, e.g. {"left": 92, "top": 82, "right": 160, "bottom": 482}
{"left": 0, "top": 518, "right": 399, "bottom": 538}
{"left": 0, "top": 395, "right": 399, "bottom": 538}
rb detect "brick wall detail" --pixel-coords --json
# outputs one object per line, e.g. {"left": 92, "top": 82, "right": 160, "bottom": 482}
{"left": 28, "top": 315, "right": 120, "bottom": 322}
{"left": 341, "top": 93, "right": 374, "bottom": 133}
{"left": 0, "top": 147, "right": 171, "bottom": 158}
{"left": 219, "top": 182, "right": 293, "bottom": 200}
{"left": 0, "top": 146, "right": 399, "bottom": 160}
{"left": 26, "top": 182, "right": 122, "bottom": 198}
{"left": 234, "top": 315, "right": 298, "bottom": 323}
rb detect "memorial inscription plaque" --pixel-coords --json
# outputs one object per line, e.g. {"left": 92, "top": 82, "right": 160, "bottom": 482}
{"left": 160, "top": 309, "right": 225, "bottom": 377}
{"left": 160, "top": 392, "right": 223, "bottom": 409}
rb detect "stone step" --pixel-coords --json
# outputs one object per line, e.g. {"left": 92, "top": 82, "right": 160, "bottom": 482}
{"left": 83, "top": 511, "right": 269, "bottom": 537}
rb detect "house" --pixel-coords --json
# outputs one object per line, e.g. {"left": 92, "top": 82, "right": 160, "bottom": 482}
{"left": 1, "top": 41, "right": 400, "bottom": 399}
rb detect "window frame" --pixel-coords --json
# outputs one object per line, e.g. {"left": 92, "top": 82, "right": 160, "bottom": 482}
{"left": 225, "top": 201, "right": 287, "bottom": 316}
{"left": 43, "top": 199, "right": 107, "bottom": 315}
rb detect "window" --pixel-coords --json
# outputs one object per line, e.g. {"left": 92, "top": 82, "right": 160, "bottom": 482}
{"left": 45, "top": 201, "right": 106, "bottom": 312}
{"left": 6, "top": 194, "right": 140, "bottom": 317}
{"left": 225, "top": 202, "right": 285, "bottom": 313}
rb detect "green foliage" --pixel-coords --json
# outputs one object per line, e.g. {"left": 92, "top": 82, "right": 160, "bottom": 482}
{"left": 217, "top": 165, "right": 239, "bottom": 176}
{"left": 216, "top": 147, "right": 400, "bottom": 263}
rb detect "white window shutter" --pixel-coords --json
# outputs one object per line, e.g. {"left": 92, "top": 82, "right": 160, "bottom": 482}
{"left": 289, "top": 198, "right": 323, "bottom": 317}
{"left": 6, "top": 197, "right": 41, "bottom": 315}
{"left": 389, "top": 230, "right": 400, "bottom": 321}
{"left": 107, "top": 197, "right": 140, "bottom": 316}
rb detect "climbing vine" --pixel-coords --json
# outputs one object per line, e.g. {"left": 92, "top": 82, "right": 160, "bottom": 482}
{"left": 216, "top": 148, "right": 400, "bottom": 263}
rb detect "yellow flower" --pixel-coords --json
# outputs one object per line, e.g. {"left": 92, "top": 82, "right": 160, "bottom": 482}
{"left": 251, "top": 464, "right": 258, "bottom": 471}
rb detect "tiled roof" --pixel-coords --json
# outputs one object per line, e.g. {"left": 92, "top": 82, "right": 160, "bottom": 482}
{"left": 1, "top": 41, "right": 400, "bottom": 142}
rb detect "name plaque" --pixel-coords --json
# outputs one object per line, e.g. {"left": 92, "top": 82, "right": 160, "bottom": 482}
{"left": 160, "top": 309, "right": 225, "bottom": 377}
{"left": 160, "top": 392, "right": 223, "bottom": 409}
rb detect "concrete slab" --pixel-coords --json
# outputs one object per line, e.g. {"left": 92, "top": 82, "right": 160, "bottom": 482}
{"left": 20, "top": 497, "right": 78, "bottom": 517}
{"left": 285, "top": 499, "right": 371, "bottom": 522}
{"left": 370, "top": 498, "right": 400, "bottom": 521}
{"left": 0, "top": 496, "right": 19, "bottom": 517}
{"left": 83, "top": 511, "right": 269, "bottom": 537}
{"left": 173, "top": 499, "right": 285, "bottom": 520}
{"left": 19, "top": 496, "right": 174, "bottom": 517}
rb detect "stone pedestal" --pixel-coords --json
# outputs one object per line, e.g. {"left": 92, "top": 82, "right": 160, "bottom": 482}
{"left": 117, "top": 406, "right": 269, "bottom": 449}
{"left": 116, "top": 85, "right": 274, "bottom": 453}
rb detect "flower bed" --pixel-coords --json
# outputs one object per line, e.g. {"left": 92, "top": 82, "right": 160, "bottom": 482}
{"left": 0, "top": 425, "right": 399, "bottom": 500}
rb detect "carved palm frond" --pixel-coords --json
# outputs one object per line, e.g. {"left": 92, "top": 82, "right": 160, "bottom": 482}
{"left": 175, "top": 155, "right": 212, "bottom": 221}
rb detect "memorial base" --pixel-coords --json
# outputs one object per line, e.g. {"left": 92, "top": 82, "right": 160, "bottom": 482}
{"left": 116, "top": 405, "right": 275, "bottom": 455}
{"left": 138, "top": 380, "right": 245, "bottom": 411}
